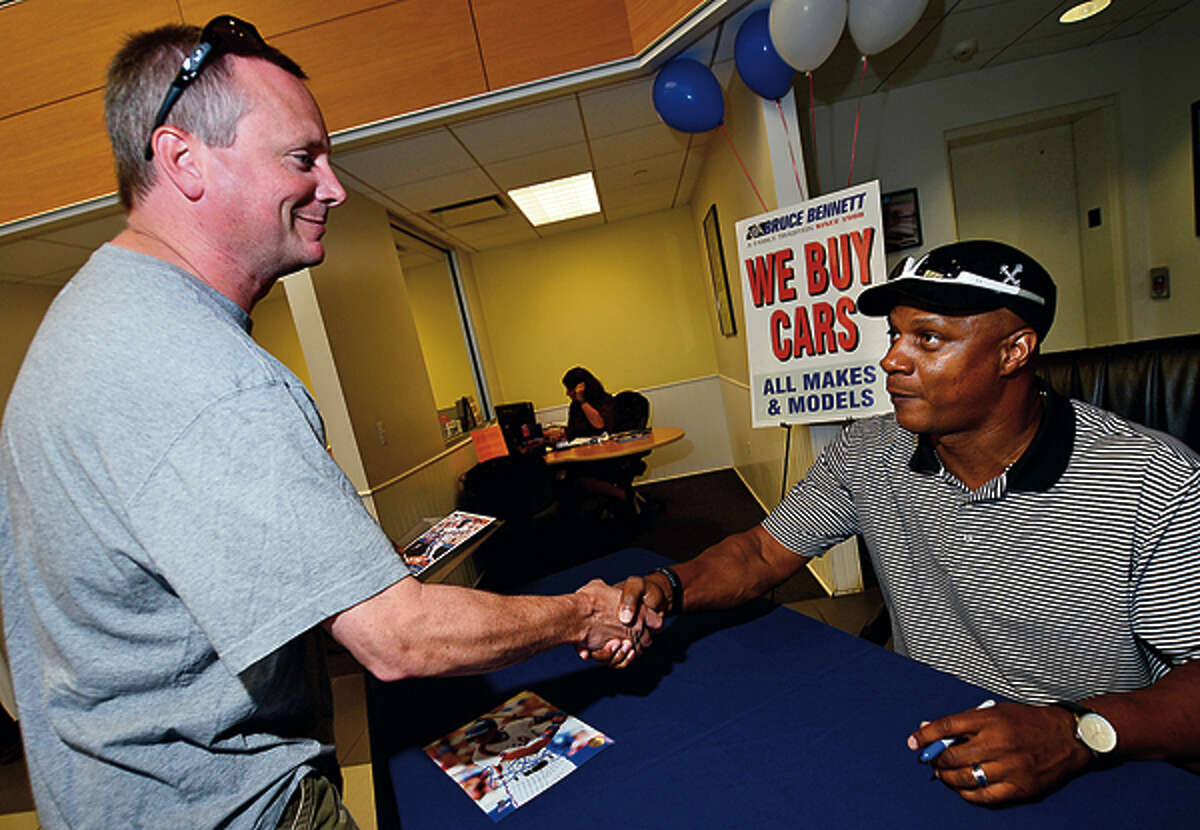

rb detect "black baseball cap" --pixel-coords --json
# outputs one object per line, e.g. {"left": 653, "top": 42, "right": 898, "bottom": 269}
{"left": 859, "top": 240, "right": 1057, "bottom": 339}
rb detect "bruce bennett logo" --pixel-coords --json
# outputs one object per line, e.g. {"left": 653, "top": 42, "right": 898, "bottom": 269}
{"left": 744, "top": 193, "right": 868, "bottom": 242}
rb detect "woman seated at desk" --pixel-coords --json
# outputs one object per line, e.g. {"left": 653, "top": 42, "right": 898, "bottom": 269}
{"left": 563, "top": 366, "right": 614, "bottom": 439}
{"left": 559, "top": 367, "right": 629, "bottom": 513}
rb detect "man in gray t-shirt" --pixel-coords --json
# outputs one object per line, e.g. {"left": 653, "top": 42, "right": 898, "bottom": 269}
{"left": 0, "top": 19, "right": 651, "bottom": 830}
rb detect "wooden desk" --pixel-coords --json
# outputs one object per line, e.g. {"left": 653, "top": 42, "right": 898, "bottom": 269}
{"left": 543, "top": 427, "right": 684, "bottom": 465}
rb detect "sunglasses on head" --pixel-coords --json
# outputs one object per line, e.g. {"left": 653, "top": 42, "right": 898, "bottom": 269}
{"left": 143, "top": 15, "right": 267, "bottom": 161}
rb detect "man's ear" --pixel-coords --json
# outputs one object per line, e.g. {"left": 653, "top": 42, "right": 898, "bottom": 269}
{"left": 149, "top": 127, "right": 205, "bottom": 201}
{"left": 999, "top": 327, "right": 1039, "bottom": 376}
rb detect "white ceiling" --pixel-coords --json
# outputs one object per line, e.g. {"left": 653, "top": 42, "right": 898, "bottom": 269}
{"left": 1, "top": 0, "right": 1190, "bottom": 284}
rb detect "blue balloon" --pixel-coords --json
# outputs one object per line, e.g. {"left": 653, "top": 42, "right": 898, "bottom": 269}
{"left": 735, "top": 9, "right": 796, "bottom": 99}
{"left": 652, "top": 59, "right": 724, "bottom": 133}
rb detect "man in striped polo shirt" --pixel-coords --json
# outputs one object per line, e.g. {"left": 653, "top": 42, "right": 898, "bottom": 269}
{"left": 611, "top": 240, "right": 1200, "bottom": 805}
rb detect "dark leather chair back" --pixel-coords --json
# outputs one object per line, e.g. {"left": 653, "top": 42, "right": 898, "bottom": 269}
{"left": 1035, "top": 333, "right": 1200, "bottom": 453}
{"left": 612, "top": 390, "right": 650, "bottom": 432}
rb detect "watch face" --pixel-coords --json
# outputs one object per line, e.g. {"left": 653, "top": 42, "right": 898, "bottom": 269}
{"left": 1078, "top": 713, "right": 1118, "bottom": 753}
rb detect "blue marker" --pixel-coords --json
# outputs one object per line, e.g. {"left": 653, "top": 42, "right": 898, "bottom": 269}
{"left": 918, "top": 699, "right": 996, "bottom": 762}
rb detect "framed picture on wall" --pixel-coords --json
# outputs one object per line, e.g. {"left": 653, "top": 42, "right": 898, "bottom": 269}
{"left": 703, "top": 204, "right": 736, "bottom": 336}
{"left": 882, "top": 188, "right": 923, "bottom": 252}
{"left": 1192, "top": 99, "right": 1200, "bottom": 236}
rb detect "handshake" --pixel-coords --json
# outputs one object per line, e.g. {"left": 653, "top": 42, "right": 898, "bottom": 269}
{"left": 572, "top": 569, "right": 678, "bottom": 669}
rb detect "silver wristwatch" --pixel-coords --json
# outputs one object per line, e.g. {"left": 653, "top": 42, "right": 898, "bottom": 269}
{"left": 1052, "top": 700, "right": 1118, "bottom": 755}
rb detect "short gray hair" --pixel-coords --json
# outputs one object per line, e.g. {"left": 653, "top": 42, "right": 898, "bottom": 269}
{"left": 104, "top": 23, "right": 306, "bottom": 210}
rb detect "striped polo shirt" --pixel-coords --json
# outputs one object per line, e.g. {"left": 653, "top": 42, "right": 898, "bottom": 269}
{"left": 763, "top": 387, "right": 1200, "bottom": 704}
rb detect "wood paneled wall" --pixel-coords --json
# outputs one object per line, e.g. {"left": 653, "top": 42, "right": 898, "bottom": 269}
{"left": 625, "top": 0, "right": 702, "bottom": 52}
{"left": 0, "top": 0, "right": 690, "bottom": 227}
{"left": 471, "top": 0, "right": 633, "bottom": 89}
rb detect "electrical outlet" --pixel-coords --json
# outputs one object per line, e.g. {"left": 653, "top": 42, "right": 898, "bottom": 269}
{"left": 1150, "top": 267, "right": 1170, "bottom": 299}
{"left": 746, "top": 440, "right": 753, "bottom": 457}
{"left": 375, "top": 420, "right": 388, "bottom": 446}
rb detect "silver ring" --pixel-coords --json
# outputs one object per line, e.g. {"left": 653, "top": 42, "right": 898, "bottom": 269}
{"left": 971, "top": 763, "right": 988, "bottom": 787}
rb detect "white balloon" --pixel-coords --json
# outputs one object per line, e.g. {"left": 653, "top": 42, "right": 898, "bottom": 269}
{"left": 768, "top": 0, "right": 848, "bottom": 73}
{"left": 848, "top": 0, "right": 928, "bottom": 56}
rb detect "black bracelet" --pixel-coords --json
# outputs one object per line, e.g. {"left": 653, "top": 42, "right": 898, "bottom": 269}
{"left": 653, "top": 566, "right": 684, "bottom": 616}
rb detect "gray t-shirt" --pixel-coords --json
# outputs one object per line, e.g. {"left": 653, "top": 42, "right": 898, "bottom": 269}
{"left": 1, "top": 244, "right": 409, "bottom": 828}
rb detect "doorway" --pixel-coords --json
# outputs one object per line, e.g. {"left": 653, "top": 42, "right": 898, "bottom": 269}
{"left": 947, "top": 99, "right": 1128, "bottom": 352}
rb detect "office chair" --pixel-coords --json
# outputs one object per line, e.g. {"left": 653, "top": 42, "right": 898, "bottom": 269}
{"left": 610, "top": 390, "right": 658, "bottom": 516}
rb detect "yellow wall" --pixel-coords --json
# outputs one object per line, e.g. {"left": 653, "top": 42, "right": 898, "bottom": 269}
{"left": 308, "top": 192, "right": 445, "bottom": 490}
{"left": 0, "top": 282, "right": 60, "bottom": 412}
{"left": 687, "top": 70, "right": 819, "bottom": 508}
{"left": 465, "top": 207, "right": 718, "bottom": 409}
{"left": 250, "top": 286, "right": 315, "bottom": 394}
{"left": 404, "top": 260, "right": 477, "bottom": 411}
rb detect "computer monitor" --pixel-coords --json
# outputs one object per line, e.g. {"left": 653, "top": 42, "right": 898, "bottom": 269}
{"left": 494, "top": 401, "right": 540, "bottom": 450}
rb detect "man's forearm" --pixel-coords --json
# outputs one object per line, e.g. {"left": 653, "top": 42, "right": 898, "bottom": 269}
{"left": 327, "top": 577, "right": 637, "bottom": 682}
{"left": 1086, "top": 658, "right": 1200, "bottom": 763}
{"left": 653, "top": 526, "right": 808, "bottom": 614}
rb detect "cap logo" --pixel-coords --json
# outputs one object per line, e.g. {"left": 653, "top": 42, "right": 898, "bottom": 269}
{"left": 999, "top": 263, "right": 1023, "bottom": 286}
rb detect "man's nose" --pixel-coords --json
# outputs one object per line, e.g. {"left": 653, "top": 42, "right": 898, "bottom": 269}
{"left": 880, "top": 340, "right": 909, "bottom": 374}
{"left": 318, "top": 162, "right": 347, "bottom": 207}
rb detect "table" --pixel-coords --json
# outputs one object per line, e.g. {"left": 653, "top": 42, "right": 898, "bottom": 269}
{"left": 542, "top": 427, "right": 684, "bottom": 465}
{"left": 366, "top": 549, "right": 1196, "bottom": 829}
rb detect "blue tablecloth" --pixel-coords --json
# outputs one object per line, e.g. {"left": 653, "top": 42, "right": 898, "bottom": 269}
{"left": 367, "top": 548, "right": 1196, "bottom": 828}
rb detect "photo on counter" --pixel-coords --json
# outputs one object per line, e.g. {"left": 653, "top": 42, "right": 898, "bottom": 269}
{"left": 399, "top": 510, "right": 497, "bottom": 574}
{"left": 424, "top": 690, "right": 612, "bottom": 822}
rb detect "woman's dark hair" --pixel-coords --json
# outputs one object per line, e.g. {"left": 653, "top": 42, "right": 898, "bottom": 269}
{"left": 562, "top": 367, "right": 610, "bottom": 406}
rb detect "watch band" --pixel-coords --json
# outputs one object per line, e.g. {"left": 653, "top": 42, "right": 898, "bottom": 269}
{"left": 653, "top": 566, "right": 684, "bottom": 616}
{"left": 1051, "top": 700, "right": 1117, "bottom": 757}
{"left": 1051, "top": 699, "right": 1092, "bottom": 718}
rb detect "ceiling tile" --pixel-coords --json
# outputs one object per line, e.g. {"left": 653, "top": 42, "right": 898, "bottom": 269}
{"left": 335, "top": 128, "right": 475, "bottom": 190}
{"left": 1025, "top": 8, "right": 1118, "bottom": 40}
{"left": 1098, "top": 11, "right": 1174, "bottom": 40}
{"left": 602, "top": 179, "right": 677, "bottom": 212}
{"left": 452, "top": 97, "right": 586, "bottom": 164}
{"left": 811, "top": 34, "right": 888, "bottom": 104}
{"left": 446, "top": 214, "right": 539, "bottom": 249}
{"left": 486, "top": 143, "right": 591, "bottom": 189}
{"left": 942, "top": 0, "right": 1063, "bottom": 48}
{"left": 381, "top": 168, "right": 498, "bottom": 213}
{"left": 590, "top": 123, "right": 691, "bottom": 169}
{"left": 988, "top": 27, "right": 1107, "bottom": 66}
{"left": 593, "top": 150, "right": 685, "bottom": 191}
{"left": 579, "top": 77, "right": 660, "bottom": 138}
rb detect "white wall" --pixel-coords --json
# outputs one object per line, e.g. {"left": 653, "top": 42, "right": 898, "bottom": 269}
{"left": 815, "top": 7, "right": 1200, "bottom": 342}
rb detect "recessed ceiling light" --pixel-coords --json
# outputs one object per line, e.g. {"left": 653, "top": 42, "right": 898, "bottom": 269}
{"left": 1059, "top": 0, "right": 1111, "bottom": 24}
{"left": 507, "top": 172, "right": 601, "bottom": 226}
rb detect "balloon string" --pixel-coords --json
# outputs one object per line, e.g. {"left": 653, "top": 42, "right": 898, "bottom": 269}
{"left": 775, "top": 99, "right": 805, "bottom": 200}
{"left": 807, "top": 72, "right": 821, "bottom": 197}
{"left": 848, "top": 56, "right": 868, "bottom": 187}
{"left": 719, "top": 124, "right": 768, "bottom": 212}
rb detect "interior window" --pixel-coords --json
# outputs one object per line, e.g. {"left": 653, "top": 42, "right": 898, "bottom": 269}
{"left": 392, "top": 221, "right": 490, "bottom": 446}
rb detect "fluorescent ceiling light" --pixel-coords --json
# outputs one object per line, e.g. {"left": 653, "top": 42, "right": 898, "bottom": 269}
{"left": 507, "top": 172, "right": 601, "bottom": 226}
{"left": 1059, "top": 0, "right": 1111, "bottom": 23}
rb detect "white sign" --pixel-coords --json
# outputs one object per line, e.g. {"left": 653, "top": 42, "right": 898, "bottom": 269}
{"left": 736, "top": 180, "right": 893, "bottom": 428}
